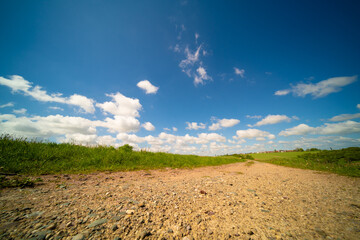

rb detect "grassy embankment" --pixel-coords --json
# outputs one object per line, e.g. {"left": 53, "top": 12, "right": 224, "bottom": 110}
{"left": 0, "top": 135, "right": 245, "bottom": 176}
{"left": 251, "top": 149, "right": 360, "bottom": 177}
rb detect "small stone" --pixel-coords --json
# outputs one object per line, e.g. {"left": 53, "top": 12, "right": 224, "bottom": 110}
{"left": 112, "top": 224, "right": 118, "bottom": 231}
{"left": 47, "top": 223, "right": 56, "bottom": 230}
{"left": 315, "top": 228, "right": 327, "bottom": 237}
{"left": 186, "top": 225, "right": 192, "bottom": 231}
{"left": 114, "top": 237, "right": 121, "bottom": 240}
{"left": 112, "top": 216, "right": 122, "bottom": 221}
{"left": 137, "top": 230, "right": 151, "bottom": 240}
{"left": 87, "top": 218, "right": 108, "bottom": 228}
{"left": 66, "top": 221, "right": 73, "bottom": 227}
{"left": 72, "top": 233, "right": 85, "bottom": 240}
{"left": 26, "top": 211, "right": 44, "bottom": 218}
{"left": 167, "top": 228, "right": 174, "bottom": 233}
{"left": 126, "top": 210, "right": 135, "bottom": 215}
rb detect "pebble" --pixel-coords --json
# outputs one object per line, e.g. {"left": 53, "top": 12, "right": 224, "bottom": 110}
{"left": 136, "top": 230, "right": 151, "bottom": 240}
{"left": 87, "top": 219, "right": 108, "bottom": 228}
{"left": 112, "top": 224, "right": 118, "bottom": 231}
{"left": 126, "top": 210, "right": 135, "bottom": 215}
{"left": 72, "top": 233, "right": 85, "bottom": 240}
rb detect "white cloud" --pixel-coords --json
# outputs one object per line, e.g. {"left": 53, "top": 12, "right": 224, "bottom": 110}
{"left": 234, "top": 67, "right": 245, "bottom": 78}
{"left": 234, "top": 129, "right": 275, "bottom": 140}
{"left": 0, "top": 75, "right": 95, "bottom": 113}
{"left": 246, "top": 115, "right": 262, "bottom": 119}
{"left": 173, "top": 127, "right": 178, "bottom": 132}
{"left": 195, "top": 33, "right": 199, "bottom": 41}
{"left": 173, "top": 44, "right": 180, "bottom": 53}
{"left": 0, "top": 114, "right": 96, "bottom": 138}
{"left": 49, "top": 106, "right": 64, "bottom": 111}
{"left": 137, "top": 80, "right": 159, "bottom": 94}
{"left": 142, "top": 122, "right": 155, "bottom": 131}
{"left": 209, "top": 118, "right": 240, "bottom": 131}
{"left": 277, "top": 136, "right": 360, "bottom": 151}
{"left": 97, "top": 116, "right": 140, "bottom": 133}
{"left": 179, "top": 46, "right": 201, "bottom": 70}
{"left": 67, "top": 94, "right": 95, "bottom": 113}
{"left": 275, "top": 75, "right": 357, "bottom": 98}
{"left": 279, "top": 121, "right": 360, "bottom": 136}
{"left": 329, "top": 113, "right": 360, "bottom": 122}
{"left": 274, "top": 89, "right": 290, "bottom": 96}
{"left": 253, "top": 114, "right": 292, "bottom": 127}
{"left": 0, "top": 102, "right": 14, "bottom": 108}
{"left": 186, "top": 122, "right": 206, "bottom": 130}
{"left": 357, "top": 104, "right": 360, "bottom": 110}
{"left": 96, "top": 92, "right": 142, "bottom": 117}
{"left": 194, "top": 66, "right": 211, "bottom": 85}
{"left": 197, "top": 133, "right": 226, "bottom": 143}
{"left": 279, "top": 124, "right": 315, "bottom": 136}
{"left": 12, "top": 108, "right": 27, "bottom": 114}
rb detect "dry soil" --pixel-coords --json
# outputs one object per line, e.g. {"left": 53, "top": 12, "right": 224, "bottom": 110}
{"left": 0, "top": 161, "right": 359, "bottom": 240}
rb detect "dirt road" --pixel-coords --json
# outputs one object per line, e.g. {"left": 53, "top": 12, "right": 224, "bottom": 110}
{"left": 0, "top": 161, "right": 359, "bottom": 239}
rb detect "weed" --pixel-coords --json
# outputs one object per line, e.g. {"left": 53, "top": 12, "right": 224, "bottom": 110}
{"left": 245, "top": 161, "right": 255, "bottom": 167}
{"left": 0, "top": 176, "right": 37, "bottom": 189}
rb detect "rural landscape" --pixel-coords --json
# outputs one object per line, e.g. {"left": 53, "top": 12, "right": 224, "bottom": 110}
{"left": 1, "top": 1, "right": 360, "bottom": 240}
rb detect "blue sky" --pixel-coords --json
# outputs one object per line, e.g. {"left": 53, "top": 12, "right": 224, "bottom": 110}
{"left": 1, "top": 0, "right": 359, "bottom": 155}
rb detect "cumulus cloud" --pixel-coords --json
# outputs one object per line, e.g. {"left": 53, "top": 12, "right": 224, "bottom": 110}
{"left": 0, "top": 114, "right": 96, "bottom": 138}
{"left": 279, "top": 124, "right": 315, "bottom": 136}
{"left": 137, "top": 80, "right": 159, "bottom": 94}
{"left": 209, "top": 118, "right": 240, "bottom": 131}
{"left": 142, "top": 122, "right": 155, "bottom": 131}
{"left": 253, "top": 114, "right": 292, "bottom": 127}
{"left": 0, "top": 102, "right": 14, "bottom": 108}
{"left": 234, "top": 67, "right": 245, "bottom": 78}
{"left": 329, "top": 113, "right": 360, "bottom": 122}
{"left": 279, "top": 121, "right": 360, "bottom": 136}
{"left": 234, "top": 129, "right": 275, "bottom": 140}
{"left": 0, "top": 75, "right": 95, "bottom": 113}
{"left": 97, "top": 116, "right": 140, "bottom": 133}
{"left": 96, "top": 92, "right": 142, "bottom": 117}
{"left": 186, "top": 122, "right": 206, "bottom": 130}
{"left": 0, "top": 112, "right": 142, "bottom": 141}
{"left": 12, "top": 108, "right": 27, "bottom": 114}
{"left": 274, "top": 75, "right": 358, "bottom": 98}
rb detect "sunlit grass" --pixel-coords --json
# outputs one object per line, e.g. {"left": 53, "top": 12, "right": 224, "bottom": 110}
{"left": 0, "top": 134, "right": 246, "bottom": 175}
{"left": 251, "top": 149, "right": 360, "bottom": 177}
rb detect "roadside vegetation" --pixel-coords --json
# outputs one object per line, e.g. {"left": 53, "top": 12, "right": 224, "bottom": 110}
{"left": 0, "top": 135, "right": 245, "bottom": 175}
{"left": 251, "top": 148, "right": 360, "bottom": 177}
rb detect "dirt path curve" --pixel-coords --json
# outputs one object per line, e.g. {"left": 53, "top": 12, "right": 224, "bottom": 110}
{"left": 1, "top": 161, "right": 359, "bottom": 240}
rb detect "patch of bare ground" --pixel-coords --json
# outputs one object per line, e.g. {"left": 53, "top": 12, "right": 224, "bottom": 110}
{"left": 1, "top": 161, "right": 359, "bottom": 239}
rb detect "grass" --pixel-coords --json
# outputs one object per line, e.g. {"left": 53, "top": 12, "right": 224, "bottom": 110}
{"left": 0, "top": 135, "right": 246, "bottom": 175}
{"left": 245, "top": 161, "right": 255, "bottom": 167}
{"left": 0, "top": 176, "right": 42, "bottom": 188}
{"left": 251, "top": 148, "right": 360, "bottom": 177}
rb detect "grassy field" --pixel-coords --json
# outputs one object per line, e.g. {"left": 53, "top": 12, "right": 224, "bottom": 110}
{"left": 251, "top": 148, "right": 360, "bottom": 177}
{"left": 0, "top": 135, "right": 245, "bottom": 175}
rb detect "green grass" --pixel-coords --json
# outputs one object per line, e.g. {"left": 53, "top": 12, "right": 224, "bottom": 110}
{"left": 0, "top": 135, "right": 246, "bottom": 175}
{"left": 251, "top": 148, "right": 360, "bottom": 177}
